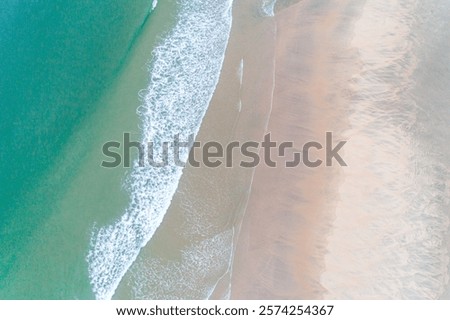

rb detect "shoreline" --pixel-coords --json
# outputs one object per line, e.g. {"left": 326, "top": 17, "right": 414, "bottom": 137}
{"left": 114, "top": 0, "right": 358, "bottom": 299}
{"left": 114, "top": 0, "right": 450, "bottom": 300}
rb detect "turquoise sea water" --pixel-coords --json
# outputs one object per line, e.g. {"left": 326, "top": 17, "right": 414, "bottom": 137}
{"left": 0, "top": 0, "right": 156, "bottom": 298}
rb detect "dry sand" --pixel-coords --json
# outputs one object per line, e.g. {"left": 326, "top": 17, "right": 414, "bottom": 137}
{"left": 114, "top": 0, "right": 450, "bottom": 300}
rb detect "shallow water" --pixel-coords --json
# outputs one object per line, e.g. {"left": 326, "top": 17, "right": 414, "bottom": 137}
{"left": 322, "top": 0, "right": 450, "bottom": 299}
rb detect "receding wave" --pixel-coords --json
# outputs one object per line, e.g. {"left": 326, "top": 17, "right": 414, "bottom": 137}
{"left": 87, "top": 0, "right": 234, "bottom": 300}
{"left": 128, "top": 229, "right": 234, "bottom": 299}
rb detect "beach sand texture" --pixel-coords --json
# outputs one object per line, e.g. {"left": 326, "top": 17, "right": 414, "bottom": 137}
{"left": 115, "top": 0, "right": 450, "bottom": 299}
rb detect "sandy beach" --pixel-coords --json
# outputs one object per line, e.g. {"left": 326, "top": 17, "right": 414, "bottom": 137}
{"left": 114, "top": 0, "right": 450, "bottom": 299}
{"left": 115, "top": 0, "right": 360, "bottom": 299}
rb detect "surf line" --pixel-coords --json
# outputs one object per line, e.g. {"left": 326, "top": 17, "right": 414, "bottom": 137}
{"left": 86, "top": 0, "right": 235, "bottom": 300}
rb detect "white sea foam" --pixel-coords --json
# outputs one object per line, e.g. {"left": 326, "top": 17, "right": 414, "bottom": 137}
{"left": 237, "top": 59, "right": 244, "bottom": 112}
{"left": 321, "top": 0, "right": 450, "bottom": 299}
{"left": 87, "top": 0, "right": 234, "bottom": 300}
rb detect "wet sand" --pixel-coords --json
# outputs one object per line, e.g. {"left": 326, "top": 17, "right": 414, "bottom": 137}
{"left": 230, "top": 0, "right": 363, "bottom": 299}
